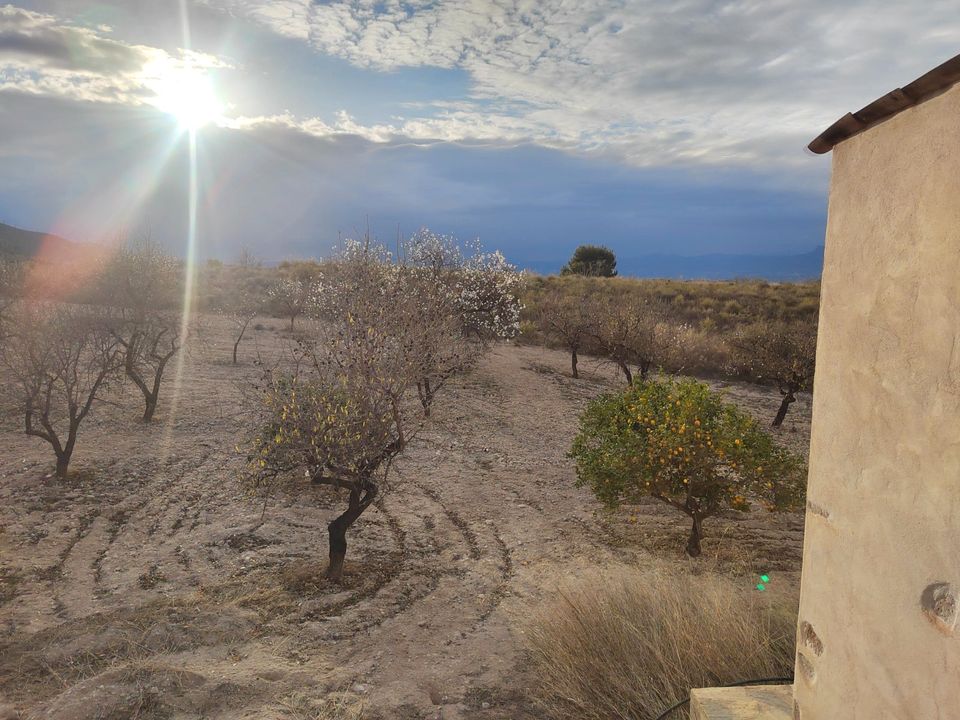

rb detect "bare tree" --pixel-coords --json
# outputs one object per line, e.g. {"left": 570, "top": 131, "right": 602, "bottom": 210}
{"left": 236, "top": 246, "right": 262, "bottom": 269}
{"left": 1, "top": 304, "right": 121, "bottom": 478}
{"left": 98, "top": 241, "right": 185, "bottom": 422}
{"left": 537, "top": 289, "right": 593, "bottom": 378}
{"left": 221, "top": 284, "right": 263, "bottom": 365}
{"left": 590, "top": 295, "right": 664, "bottom": 383}
{"left": 732, "top": 320, "right": 817, "bottom": 426}
{"left": 0, "top": 260, "right": 23, "bottom": 330}
{"left": 117, "top": 315, "right": 182, "bottom": 422}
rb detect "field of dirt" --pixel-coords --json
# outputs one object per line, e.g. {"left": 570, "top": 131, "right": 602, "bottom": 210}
{"left": 0, "top": 318, "right": 810, "bottom": 719}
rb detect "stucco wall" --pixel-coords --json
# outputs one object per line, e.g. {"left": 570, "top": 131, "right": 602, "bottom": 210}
{"left": 795, "top": 82, "right": 960, "bottom": 718}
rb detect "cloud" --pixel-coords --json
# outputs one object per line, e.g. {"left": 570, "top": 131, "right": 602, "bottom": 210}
{"left": 10, "top": 1, "right": 959, "bottom": 170}
{"left": 0, "top": 5, "right": 227, "bottom": 105}
{"left": 0, "top": 4, "right": 150, "bottom": 73}
{"left": 0, "top": 91, "right": 826, "bottom": 268}
{"left": 204, "top": 0, "right": 960, "bottom": 167}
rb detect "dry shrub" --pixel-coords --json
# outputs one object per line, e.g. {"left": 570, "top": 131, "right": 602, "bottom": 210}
{"left": 523, "top": 563, "right": 796, "bottom": 720}
{"left": 658, "top": 325, "right": 732, "bottom": 378}
{"left": 520, "top": 275, "right": 819, "bottom": 379}
{"left": 280, "top": 690, "right": 366, "bottom": 720}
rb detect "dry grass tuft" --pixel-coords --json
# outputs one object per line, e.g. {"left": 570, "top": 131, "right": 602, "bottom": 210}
{"left": 522, "top": 562, "right": 797, "bottom": 720}
{"left": 279, "top": 690, "right": 367, "bottom": 719}
{"left": 279, "top": 561, "right": 330, "bottom": 594}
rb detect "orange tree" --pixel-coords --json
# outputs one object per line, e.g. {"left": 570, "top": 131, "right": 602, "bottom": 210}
{"left": 569, "top": 376, "right": 805, "bottom": 556}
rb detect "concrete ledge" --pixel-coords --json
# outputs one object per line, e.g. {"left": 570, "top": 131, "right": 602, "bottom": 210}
{"left": 690, "top": 685, "right": 793, "bottom": 720}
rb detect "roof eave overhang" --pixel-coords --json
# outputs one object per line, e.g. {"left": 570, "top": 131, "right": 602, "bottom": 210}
{"left": 808, "top": 52, "right": 960, "bottom": 154}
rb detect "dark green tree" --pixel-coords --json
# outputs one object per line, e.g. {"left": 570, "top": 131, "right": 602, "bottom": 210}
{"left": 560, "top": 245, "right": 618, "bottom": 277}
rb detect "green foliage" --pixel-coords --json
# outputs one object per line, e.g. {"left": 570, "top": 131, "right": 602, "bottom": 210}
{"left": 560, "top": 245, "right": 617, "bottom": 277}
{"left": 249, "top": 369, "right": 399, "bottom": 486}
{"left": 570, "top": 376, "right": 805, "bottom": 536}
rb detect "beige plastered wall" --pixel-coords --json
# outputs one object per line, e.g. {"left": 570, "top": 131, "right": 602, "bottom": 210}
{"left": 795, "top": 81, "right": 960, "bottom": 718}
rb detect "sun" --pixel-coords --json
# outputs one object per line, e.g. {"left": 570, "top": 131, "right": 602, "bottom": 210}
{"left": 148, "top": 65, "right": 224, "bottom": 130}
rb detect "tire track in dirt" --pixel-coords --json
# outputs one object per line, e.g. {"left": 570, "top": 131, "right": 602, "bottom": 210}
{"left": 46, "top": 508, "right": 101, "bottom": 620}
{"left": 411, "top": 480, "right": 482, "bottom": 560}
{"left": 316, "top": 479, "right": 503, "bottom": 645}
{"left": 57, "top": 455, "right": 233, "bottom": 617}
{"left": 1, "top": 323, "right": 811, "bottom": 720}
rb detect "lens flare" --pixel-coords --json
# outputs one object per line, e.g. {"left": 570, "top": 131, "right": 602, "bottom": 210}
{"left": 161, "top": 0, "right": 205, "bottom": 458}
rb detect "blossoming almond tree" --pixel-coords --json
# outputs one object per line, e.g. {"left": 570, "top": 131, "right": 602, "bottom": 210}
{"left": 402, "top": 229, "right": 523, "bottom": 414}
{"left": 247, "top": 232, "right": 521, "bottom": 579}
{"left": 570, "top": 376, "right": 805, "bottom": 556}
{"left": 268, "top": 277, "right": 320, "bottom": 331}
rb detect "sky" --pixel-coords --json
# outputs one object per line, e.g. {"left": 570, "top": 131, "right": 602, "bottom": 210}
{"left": 1, "top": 1, "right": 959, "bottom": 274}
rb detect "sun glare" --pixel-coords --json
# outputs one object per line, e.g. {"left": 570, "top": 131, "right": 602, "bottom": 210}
{"left": 149, "top": 66, "right": 224, "bottom": 130}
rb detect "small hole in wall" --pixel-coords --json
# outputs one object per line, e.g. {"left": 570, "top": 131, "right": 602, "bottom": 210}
{"left": 921, "top": 582, "right": 957, "bottom": 635}
{"left": 797, "top": 652, "right": 816, "bottom": 686}
{"left": 799, "top": 620, "right": 823, "bottom": 656}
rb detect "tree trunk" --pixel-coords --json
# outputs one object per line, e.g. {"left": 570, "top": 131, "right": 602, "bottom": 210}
{"left": 143, "top": 393, "right": 158, "bottom": 423}
{"left": 772, "top": 389, "right": 796, "bottom": 427}
{"left": 619, "top": 362, "right": 633, "bottom": 383}
{"left": 571, "top": 348, "right": 579, "bottom": 378}
{"left": 327, "top": 518, "right": 348, "bottom": 581}
{"left": 423, "top": 377, "right": 433, "bottom": 417}
{"left": 638, "top": 359, "right": 651, "bottom": 381}
{"left": 686, "top": 514, "right": 703, "bottom": 557}
{"left": 141, "top": 359, "right": 170, "bottom": 423}
{"left": 57, "top": 428, "right": 79, "bottom": 480}
{"left": 234, "top": 317, "right": 252, "bottom": 364}
{"left": 326, "top": 482, "right": 378, "bottom": 581}
{"left": 417, "top": 379, "right": 434, "bottom": 417}
{"left": 233, "top": 331, "right": 244, "bottom": 364}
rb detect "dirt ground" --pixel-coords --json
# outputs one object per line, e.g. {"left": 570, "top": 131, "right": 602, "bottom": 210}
{"left": 0, "top": 318, "right": 811, "bottom": 719}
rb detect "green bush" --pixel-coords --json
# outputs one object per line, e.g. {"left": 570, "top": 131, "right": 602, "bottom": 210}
{"left": 569, "top": 376, "right": 805, "bottom": 556}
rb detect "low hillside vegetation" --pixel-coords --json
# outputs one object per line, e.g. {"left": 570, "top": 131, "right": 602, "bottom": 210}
{"left": 522, "top": 274, "right": 819, "bottom": 424}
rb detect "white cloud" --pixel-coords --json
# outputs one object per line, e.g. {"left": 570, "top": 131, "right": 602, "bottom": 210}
{"left": 5, "top": 1, "right": 960, "bottom": 172}
{"left": 0, "top": 5, "right": 227, "bottom": 106}
{"left": 205, "top": 0, "right": 960, "bottom": 167}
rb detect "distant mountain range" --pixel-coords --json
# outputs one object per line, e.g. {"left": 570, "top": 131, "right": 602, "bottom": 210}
{"left": 2, "top": 220, "right": 823, "bottom": 281}
{"left": 521, "top": 246, "right": 824, "bottom": 281}
{"left": 0, "top": 221, "right": 77, "bottom": 259}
